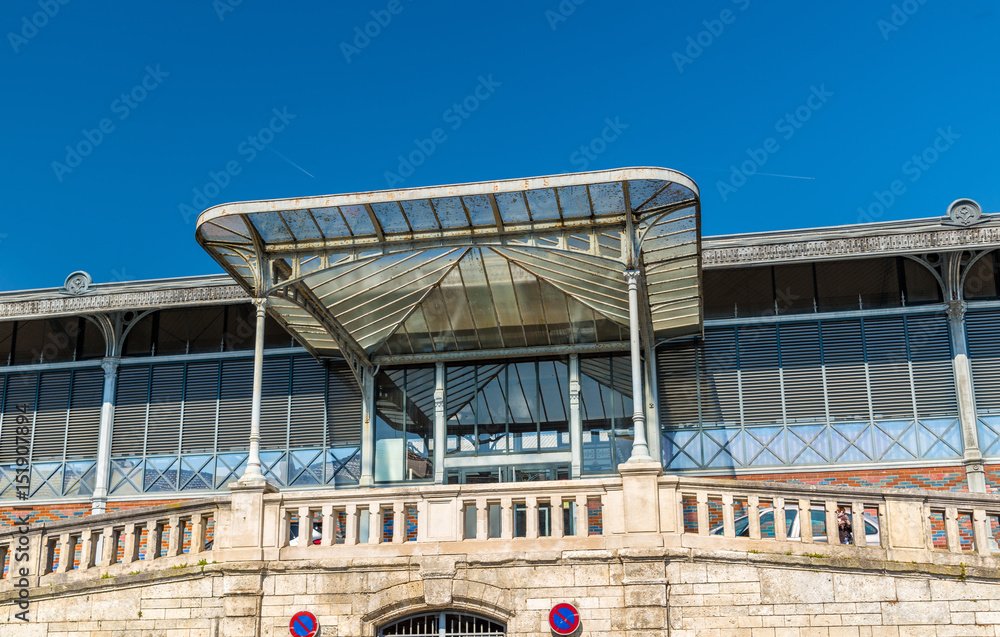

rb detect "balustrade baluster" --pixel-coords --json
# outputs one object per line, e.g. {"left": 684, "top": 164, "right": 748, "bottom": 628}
{"left": 774, "top": 497, "right": 787, "bottom": 542}
{"left": 722, "top": 494, "right": 735, "bottom": 538}
{"left": 748, "top": 495, "right": 761, "bottom": 540}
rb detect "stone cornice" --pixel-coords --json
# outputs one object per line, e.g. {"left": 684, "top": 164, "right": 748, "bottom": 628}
{"left": 0, "top": 284, "right": 248, "bottom": 321}
{"left": 704, "top": 224, "right": 1000, "bottom": 268}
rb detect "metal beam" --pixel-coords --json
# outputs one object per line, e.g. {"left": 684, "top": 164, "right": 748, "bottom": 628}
{"left": 372, "top": 341, "right": 631, "bottom": 365}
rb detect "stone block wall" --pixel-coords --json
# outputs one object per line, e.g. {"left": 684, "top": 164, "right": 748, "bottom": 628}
{"left": 3, "top": 549, "right": 999, "bottom": 637}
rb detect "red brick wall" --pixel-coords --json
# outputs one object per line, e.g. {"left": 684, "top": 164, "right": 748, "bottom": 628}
{"left": 710, "top": 465, "right": 998, "bottom": 492}
{"left": 0, "top": 499, "right": 187, "bottom": 531}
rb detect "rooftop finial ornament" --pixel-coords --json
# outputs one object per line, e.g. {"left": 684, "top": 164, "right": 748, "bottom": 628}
{"left": 944, "top": 198, "right": 987, "bottom": 227}
{"left": 62, "top": 271, "right": 93, "bottom": 295}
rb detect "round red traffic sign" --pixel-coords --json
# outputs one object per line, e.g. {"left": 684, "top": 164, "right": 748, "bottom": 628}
{"left": 548, "top": 603, "right": 580, "bottom": 635}
{"left": 289, "top": 610, "right": 319, "bottom": 637}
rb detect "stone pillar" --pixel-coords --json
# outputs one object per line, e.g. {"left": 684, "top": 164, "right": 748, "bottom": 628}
{"left": 624, "top": 269, "right": 652, "bottom": 462}
{"left": 947, "top": 300, "right": 987, "bottom": 493}
{"left": 569, "top": 353, "right": 583, "bottom": 478}
{"left": 222, "top": 573, "right": 264, "bottom": 637}
{"left": 91, "top": 357, "right": 120, "bottom": 513}
{"left": 240, "top": 298, "right": 269, "bottom": 483}
{"left": 359, "top": 367, "right": 376, "bottom": 487}
{"left": 227, "top": 479, "right": 277, "bottom": 559}
{"left": 433, "top": 361, "right": 446, "bottom": 484}
{"left": 619, "top": 461, "right": 663, "bottom": 535}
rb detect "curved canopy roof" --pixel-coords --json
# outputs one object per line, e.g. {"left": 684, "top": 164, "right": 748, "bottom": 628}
{"left": 195, "top": 167, "right": 702, "bottom": 371}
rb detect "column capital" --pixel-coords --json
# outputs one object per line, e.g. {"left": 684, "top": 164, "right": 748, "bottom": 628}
{"left": 623, "top": 269, "right": 641, "bottom": 287}
{"left": 946, "top": 299, "right": 967, "bottom": 321}
{"left": 100, "top": 357, "right": 120, "bottom": 378}
{"left": 252, "top": 297, "right": 270, "bottom": 311}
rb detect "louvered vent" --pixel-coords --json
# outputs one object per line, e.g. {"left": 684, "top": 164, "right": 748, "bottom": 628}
{"left": 259, "top": 357, "right": 290, "bottom": 449}
{"left": 327, "top": 362, "right": 361, "bottom": 446}
{"left": 821, "top": 320, "right": 869, "bottom": 422}
{"left": 66, "top": 369, "right": 103, "bottom": 458}
{"left": 145, "top": 364, "right": 183, "bottom": 455}
{"left": 738, "top": 325, "right": 782, "bottom": 425}
{"left": 181, "top": 361, "right": 219, "bottom": 453}
{"left": 864, "top": 317, "right": 914, "bottom": 420}
{"left": 0, "top": 374, "right": 38, "bottom": 462}
{"left": 778, "top": 322, "right": 825, "bottom": 422}
{"left": 908, "top": 315, "right": 957, "bottom": 418}
{"left": 701, "top": 328, "right": 741, "bottom": 425}
{"left": 657, "top": 341, "right": 699, "bottom": 427}
{"left": 112, "top": 366, "right": 149, "bottom": 456}
{"left": 32, "top": 371, "right": 71, "bottom": 461}
{"left": 968, "top": 309, "right": 1000, "bottom": 413}
{"left": 290, "top": 356, "right": 326, "bottom": 448}
{"left": 217, "top": 359, "right": 252, "bottom": 451}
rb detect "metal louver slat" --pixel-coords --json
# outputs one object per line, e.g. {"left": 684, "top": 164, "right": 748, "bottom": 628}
{"left": 966, "top": 310, "right": 1000, "bottom": 413}
{"left": 864, "top": 316, "right": 914, "bottom": 420}
{"left": 738, "top": 325, "right": 782, "bottom": 425}
{"left": 908, "top": 314, "right": 958, "bottom": 418}
{"left": 701, "top": 328, "right": 740, "bottom": 425}
{"left": 821, "top": 320, "right": 869, "bottom": 422}
{"left": 145, "top": 364, "right": 183, "bottom": 455}
{"left": 217, "top": 359, "right": 253, "bottom": 451}
{"left": 112, "top": 366, "right": 149, "bottom": 456}
{"left": 181, "top": 361, "right": 220, "bottom": 453}
{"left": 327, "top": 361, "right": 361, "bottom": 446}
{"left": 778, "top": 322, "right": 825, "bottom": 422}
{"left": 656, "top": 341, "right": 699, "bottom": 427}
{"left": 259, "top": 357, "right": 290, "bottom": 449}
{"left": 66, "top": 369, "right": 103, "bottom": 459}
{"left": 290, "top": 356, "right": 326, "bottom": 448}
{"left": 32, "top": 371, "right": 71, "bottom": 461}
{"left": 0, "top": 373, "right": 38, "bottom": 462}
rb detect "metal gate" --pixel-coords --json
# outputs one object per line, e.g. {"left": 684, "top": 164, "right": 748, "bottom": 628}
{"left": 378, "top": 612, "right": 505, "bottom": 636}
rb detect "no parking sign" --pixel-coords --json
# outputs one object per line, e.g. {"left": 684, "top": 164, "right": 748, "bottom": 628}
{"left": 290, "top": 610, "right": 319, "bottom": 637}
{"left": 548, "top": 603, "right": 580, "bottom": 635}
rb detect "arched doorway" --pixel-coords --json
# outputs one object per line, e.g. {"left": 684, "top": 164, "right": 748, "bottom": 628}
{"left": 378, "top": 611, "right": 505, "bottom": 636}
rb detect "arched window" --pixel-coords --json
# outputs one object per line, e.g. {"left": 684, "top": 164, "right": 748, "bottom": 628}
{"left": 379, "top": 611, "right": 505, "bottom": 636}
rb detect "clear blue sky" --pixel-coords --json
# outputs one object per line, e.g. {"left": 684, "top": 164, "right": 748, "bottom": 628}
{"left": 1, "top": 1, "right": 997, "bottom": 291}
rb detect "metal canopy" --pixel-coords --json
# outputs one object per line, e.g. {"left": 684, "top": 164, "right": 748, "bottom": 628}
{"left": 195, "top": 167, "right": 702, "bottom": 373}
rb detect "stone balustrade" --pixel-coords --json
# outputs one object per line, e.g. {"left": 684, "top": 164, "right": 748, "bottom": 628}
{"left": 3, "top": 463, "right": 1000, "bottom": 592}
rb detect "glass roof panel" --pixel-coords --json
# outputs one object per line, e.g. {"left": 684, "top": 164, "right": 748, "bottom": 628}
{"left": 555, "top": 185, "right": 592, "bottom": 219}
{"left": 341, "top": 205, "right": 375, "bottom": 236}
{"left": 639, "top": 182, "right": 696, "bottom": 213}
{"left": 250, "top": 213, "right": 293, "bottom": 242}
{"left": 431, "top": 197, "right": 469, "bottom": 228}
{"left": 626, "top": 179, "right": 667, "bottom": 211}
{"left": 462, "top": 195, "right": 495, "bottom": 226}
{"left": 280, "top": 210, "right": 324, "bottom": 241}
{"left": 371, "top": 202, "right": 410, "bottom": 233}
{"left": 589, "top": 182, "right": 626, "bottom": 216}
{"left": 495, "top": 191, "right": 530, "bottom": 224}
{"left": 200, "top": 220, "right": 247, "bottom": 242}
{"left": 525, "top": 188, "right": 560, "bottom": 221}
{"left": 310, "top": 207, "right": 350, "bottom": 238}
{"left": 400, "top": 199, "right": 440, "bottom": 231}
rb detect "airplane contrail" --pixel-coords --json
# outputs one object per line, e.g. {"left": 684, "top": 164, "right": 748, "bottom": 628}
{"left": 269, "top": 148, "right": 315, "bottom": 178}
